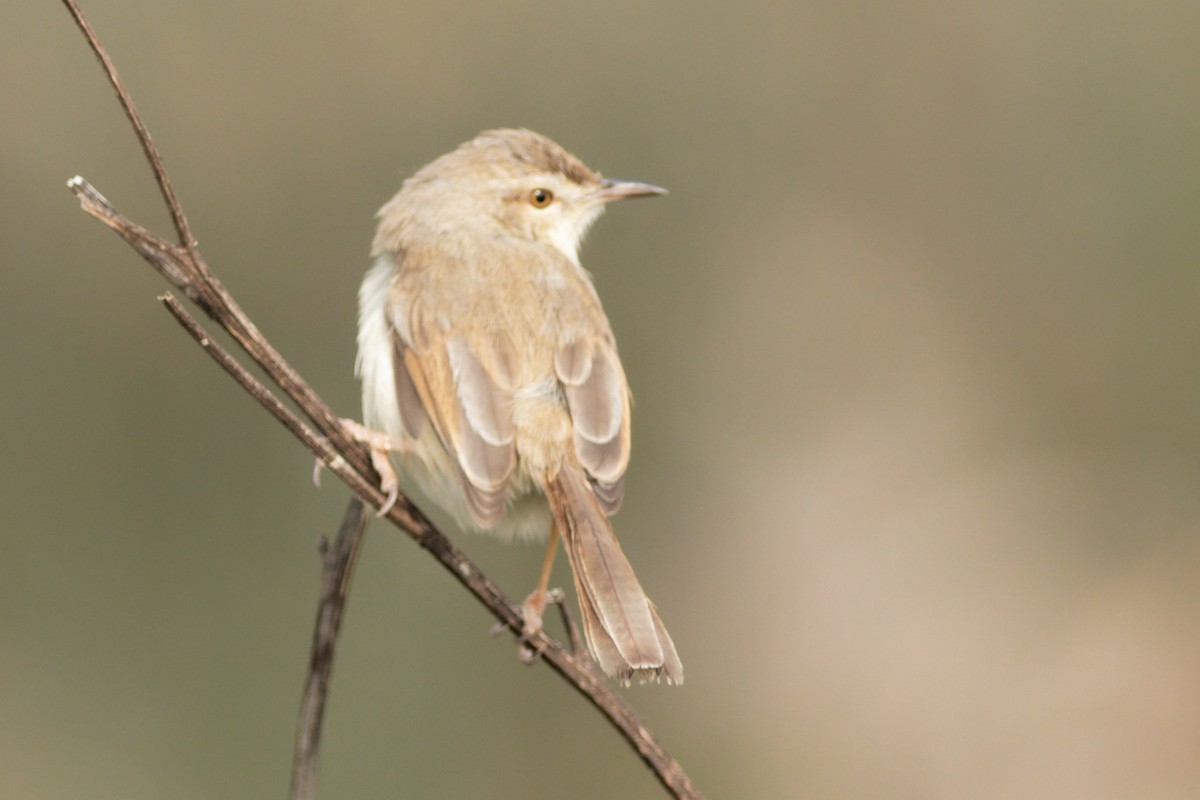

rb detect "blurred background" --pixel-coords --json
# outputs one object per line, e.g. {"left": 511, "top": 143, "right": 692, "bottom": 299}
{"left": 4, "top": 1, "right": 1199, "bottom": 797}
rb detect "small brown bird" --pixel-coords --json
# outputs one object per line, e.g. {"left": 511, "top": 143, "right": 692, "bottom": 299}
{"left": 351, "top": 128, "right": 681, "bottom": 684}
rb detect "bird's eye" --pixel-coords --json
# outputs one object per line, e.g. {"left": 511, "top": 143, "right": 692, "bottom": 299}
{"left": 529, "top": 188, "right": 554, "bottom": 208}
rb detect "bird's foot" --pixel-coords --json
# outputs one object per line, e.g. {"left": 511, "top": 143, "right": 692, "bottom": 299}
{"left": 488, "top": 587, "right": 566, "bottom": 664}
{"left": 314, "top": 418, "right": 407, "bottom": 516}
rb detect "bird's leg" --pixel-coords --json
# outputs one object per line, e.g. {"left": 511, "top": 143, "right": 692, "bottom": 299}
{"left": 523, "top": 522, "right": 561, "bottom": 636}
{"left": 512, "top": 523, "right": 561, "bottom": 663}
{"left": 320, "top": 418, "right": 408, "bottom": 516}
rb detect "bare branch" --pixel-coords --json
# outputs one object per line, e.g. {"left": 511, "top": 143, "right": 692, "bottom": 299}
{"left": 61, "top": 5, "right": 361, "bottom": 466}
{"left": 292, "top": 497, "right": 370, "bottom": 800}
{"left": 59, "top": 0, "right": 200, "bottom": 266}
{"left": 68, "top": 177, "right": 199, "bottom": 298}
{"left": 61, "top": 3, "right": 703, "bottom": 799}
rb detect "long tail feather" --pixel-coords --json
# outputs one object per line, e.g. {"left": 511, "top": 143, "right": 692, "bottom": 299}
{"left": 544, "top": 465, "right": 682, "bottom": 684}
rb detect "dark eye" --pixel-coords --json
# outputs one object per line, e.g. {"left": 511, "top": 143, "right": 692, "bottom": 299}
{"left": 529, "top": 187, "right": 554, "bottom": 208}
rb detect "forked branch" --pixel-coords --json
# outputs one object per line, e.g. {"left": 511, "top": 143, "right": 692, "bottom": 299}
{"left": 58, "top": 2, "right": 701, "bottom": 799}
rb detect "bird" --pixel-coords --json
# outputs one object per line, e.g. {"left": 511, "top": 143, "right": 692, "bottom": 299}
{"left": 350, "top": 128, "right": 681, "bottom": 684}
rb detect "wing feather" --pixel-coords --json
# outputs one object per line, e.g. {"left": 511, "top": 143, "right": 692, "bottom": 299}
{"left": 389, "top": 334, "right": 428, "bottom": 439}
{"left": 400, "top": 322, "right": 516, "bottom": 527}
{"left": 555, "top": 338, "right": 631, "bottom": 514}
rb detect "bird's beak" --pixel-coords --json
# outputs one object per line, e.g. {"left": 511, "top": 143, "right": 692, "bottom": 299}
{"left": 594, "top": 178, "right": 668, "bottom": 203}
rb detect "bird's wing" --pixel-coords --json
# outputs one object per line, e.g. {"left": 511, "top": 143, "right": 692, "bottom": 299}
{"left": 390, "top": 286, "right": 517, "bottom": 528}
{"left": 555, "top": 335, "right": 631, "bottom": 514}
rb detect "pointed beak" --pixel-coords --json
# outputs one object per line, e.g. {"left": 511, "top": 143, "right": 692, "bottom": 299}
{"left": 594, "top": 178, "right": 668, "bottom": 203}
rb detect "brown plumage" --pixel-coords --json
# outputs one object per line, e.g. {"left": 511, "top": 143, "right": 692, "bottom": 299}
{"left": 355, "top": 129, "right": 681, "bottom": 683}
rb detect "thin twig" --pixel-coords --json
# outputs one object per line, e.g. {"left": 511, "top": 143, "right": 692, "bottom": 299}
{"left": 549, "top": 587, "right": 586, "bottom": 657}
{"left": 60, "top": 0, "right": 365, "bottom": 466}
{"left": 67, "top": 177, "right": 200, "bottom": 300}
{"left": 59, "top": 0, "right": 204, "bottom": 280}
{"left": 61, "top": 4, "right": 702, "bottom": 799}
{"left": 292, "top": 497, "right": 370, "bottom": 800}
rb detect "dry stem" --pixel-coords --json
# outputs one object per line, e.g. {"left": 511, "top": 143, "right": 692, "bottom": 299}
{"left": 59, "top": 2, "right": 702, "bottom": 798}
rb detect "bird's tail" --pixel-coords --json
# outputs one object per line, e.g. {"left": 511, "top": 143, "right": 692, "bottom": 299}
{"left": 544, "top": 464, "right": 682, "bottom": 685}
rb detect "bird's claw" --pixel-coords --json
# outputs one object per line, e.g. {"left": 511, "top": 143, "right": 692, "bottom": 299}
{"left": 377, "top": 480, "right": 399, "bottom": 517}
{"left": 312, "top": 457, "right": 324, "bottom": 488}
{"left": 339, "top": 418, "right": 405, "bottom": 517}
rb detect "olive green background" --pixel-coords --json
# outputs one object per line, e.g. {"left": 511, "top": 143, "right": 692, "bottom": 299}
{"left": 4, "top": 2, "right": 1199, "bottom": 798}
